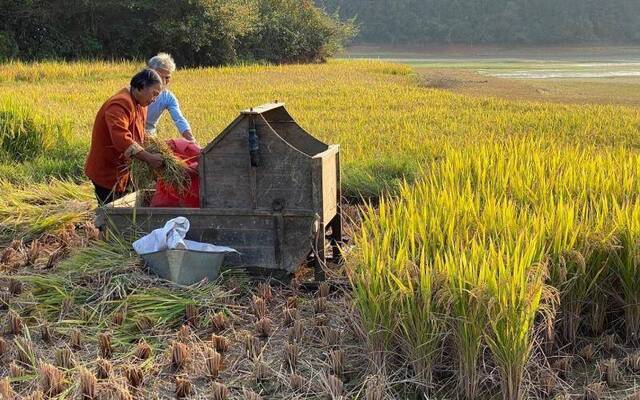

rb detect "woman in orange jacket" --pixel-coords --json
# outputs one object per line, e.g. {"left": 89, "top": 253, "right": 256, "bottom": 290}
{"left": 85, "top": 68, "right": 164, "bottom": 205}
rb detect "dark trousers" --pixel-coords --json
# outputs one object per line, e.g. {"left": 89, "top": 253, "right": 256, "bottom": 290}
{"left": 93, "top": 182, "right": 126, "bottom": 206}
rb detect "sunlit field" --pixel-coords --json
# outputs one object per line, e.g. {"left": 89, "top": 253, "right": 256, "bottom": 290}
{"left": 2, "top": 59, "right": 640, "bottom": 398}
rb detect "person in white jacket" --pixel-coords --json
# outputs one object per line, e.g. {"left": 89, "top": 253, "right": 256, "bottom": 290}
{"left": 146, "top": 53, "right": 195, "bottom": 142}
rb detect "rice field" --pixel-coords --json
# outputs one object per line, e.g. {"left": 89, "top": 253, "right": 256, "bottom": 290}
{"left": 1, "top": 58, "right": 640, "bottom": 398}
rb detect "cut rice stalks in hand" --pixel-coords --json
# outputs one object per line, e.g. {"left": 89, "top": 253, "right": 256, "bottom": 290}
{"left": 130, "top": 137, "right": 191, "bottom": 193}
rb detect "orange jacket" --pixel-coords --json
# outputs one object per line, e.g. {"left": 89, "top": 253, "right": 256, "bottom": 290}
{"left": 84, "top": 88, "right": 146, "bottom": 193}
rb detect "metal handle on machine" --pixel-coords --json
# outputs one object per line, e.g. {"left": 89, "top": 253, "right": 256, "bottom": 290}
{"left": 249, "top": 117, "right": 259, "bottom": 167}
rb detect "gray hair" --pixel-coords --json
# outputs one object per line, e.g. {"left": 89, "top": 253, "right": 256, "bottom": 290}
{"left": 148, "top": 52, "right": 176, "bottom": 72}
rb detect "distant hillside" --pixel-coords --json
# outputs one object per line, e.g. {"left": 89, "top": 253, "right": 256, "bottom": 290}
{"left": 316, "top": 0, "right": 640, "bottom": 45}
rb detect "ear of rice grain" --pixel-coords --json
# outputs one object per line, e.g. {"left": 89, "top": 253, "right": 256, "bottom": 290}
{"left": 130, "top": 137, "right": 191, "bottom": 193}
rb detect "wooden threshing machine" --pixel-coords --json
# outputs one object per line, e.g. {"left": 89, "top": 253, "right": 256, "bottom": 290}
{"left": 98, "top": 103, "right": 342, "bottom": 278}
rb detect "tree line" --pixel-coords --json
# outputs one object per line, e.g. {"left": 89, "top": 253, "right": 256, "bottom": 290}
{"left": 316, "top": 0, "right": 640, "bottom": 44}
{"left": 0, "top": 0, "right": 356, "bottom": 66}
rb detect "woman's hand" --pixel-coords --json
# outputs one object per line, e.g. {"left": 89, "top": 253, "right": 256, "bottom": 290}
{"left": 134, "top": 150, "right": 164, "bottom": 169}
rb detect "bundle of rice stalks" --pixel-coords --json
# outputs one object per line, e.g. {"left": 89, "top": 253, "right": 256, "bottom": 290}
{"left": 322, "top": 373, "right": 344, "bottom": 400}
{"left": 318, "top": 282, "right": 330, "bottom": 298}
{"left": 598, "top": 358, "right": 621, "bottom": 387}
{"left": 257, "top": 282, "right": 272, "bottom": 303}
{"left": 0, "top": 292, "right": 9, "bottom": 309}
{"left": 0, "top": 337, "right": 6, "bottom": 358}
{"left": 252, "top": 296, "right": 267, "bottom": 320}
{"left": 244, "top": 333, "right": 259, "bottom": 359}
{"left": 39, "top": 362, "right": 66, "bottom": 397}
{"left": 171, "top": 341, "right": 189, "bottom": 371}
{"left": 111, "top": 311, "right": 124, "bottom": 327}
{"left": 130, "top": 137, "right": 191, "bottom": 192}
{"left": 78, "top": 366, "right": 97, "bottom": 400}
{"left": 283, "top": 307, "right": 297, "bottom": 326}
{"left": 205, "top": 347, "right": 223, "bottom": 379}
{"left": 627, "top": 351, "right": 640, "bottom": 372}
{"left": 7, "top": 309, "right": 23, "bottom": 335}
{"left": 24, "top": 239, "right": 41, "bottom": 266}
{"left": 211, "top": 382, "right": 228, "bottom": 400}
{"left": 96, "top": 358, "right": 112, "bottom": 380}
{"left": 98, "top": 332, "right": 112, "bottom": 358}
{"left": 283, "top": 342, "right": 299, "bottom": 371}
{"left": 320, "top": 327, "right": 340, "bottom": 347}
{"left": 185, "top": 304, "right": 199, "bottom": 327}
{"left": 70, "top": 328, "right": 82, "bottom": 349}
{"left": 55, "top": 347, "right": 74, "bottom": 369}
{"left": 328, "top": 349, "right": 345, "bottom": 377}
{"left": 365, "top": 375, "right": 385, "bottom": 400}
{"left": 39, "top": 320, "right": 51, "bottom": 343}
{"left": 211, "top": 311, "right": 226, "bottom": 332}
{"left": 583, "top": 382, "right": 605, "bottom": 400}
{"left": 603, "top": 334, "right": 617, "bottom": 353}
{"left": 288, "top": 320, "right": 304, "bottom": 343}
{"left": 8, "top": 279, "right": 22, "bottom": 296}
{"left": 314, "top": 297, "right": 328, "bottom": 314}
{"left": 15, "top": 336, "right": 35, "bottom": 367}
{"left": 0, "top": 377, "right": 15, "bottom": 400}
{"left": 123, "top": 364, "right": 143, "bottom": 389}
{"left": 175, "top": 376, "right": 194, "bottom": 399}
{"left": 134, "top": 339, "right": 152, "bottom": 361}
{"left": 289, "top": 373, "right": 305, "bottom": 391}
{"left": 255, "top": 317, "right": 272, "bottom": 338}
{"left": 211, "top": 334, "right": 229, "bottom": 353}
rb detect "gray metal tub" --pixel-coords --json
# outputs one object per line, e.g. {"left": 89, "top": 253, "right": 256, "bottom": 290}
{"left": 141, "top": 248, "right": 227, "bottom": 285}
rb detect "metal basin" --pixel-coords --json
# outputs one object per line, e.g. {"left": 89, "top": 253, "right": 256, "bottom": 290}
{"left": 141, "top": 249, "right": 227, "bottom": 285}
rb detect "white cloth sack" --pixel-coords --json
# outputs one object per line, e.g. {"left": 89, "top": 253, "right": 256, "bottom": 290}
{"left": 132, "top": 217, "right": 238, "bottom": 255}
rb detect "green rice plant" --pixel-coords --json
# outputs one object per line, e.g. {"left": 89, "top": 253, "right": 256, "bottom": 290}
{"left": 0, "top": 100, "right": 72, "bottom": 162}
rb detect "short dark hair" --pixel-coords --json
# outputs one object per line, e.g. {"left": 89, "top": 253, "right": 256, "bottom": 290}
{"left": 130, "top": 68, "right": 162, "bottom": 90}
